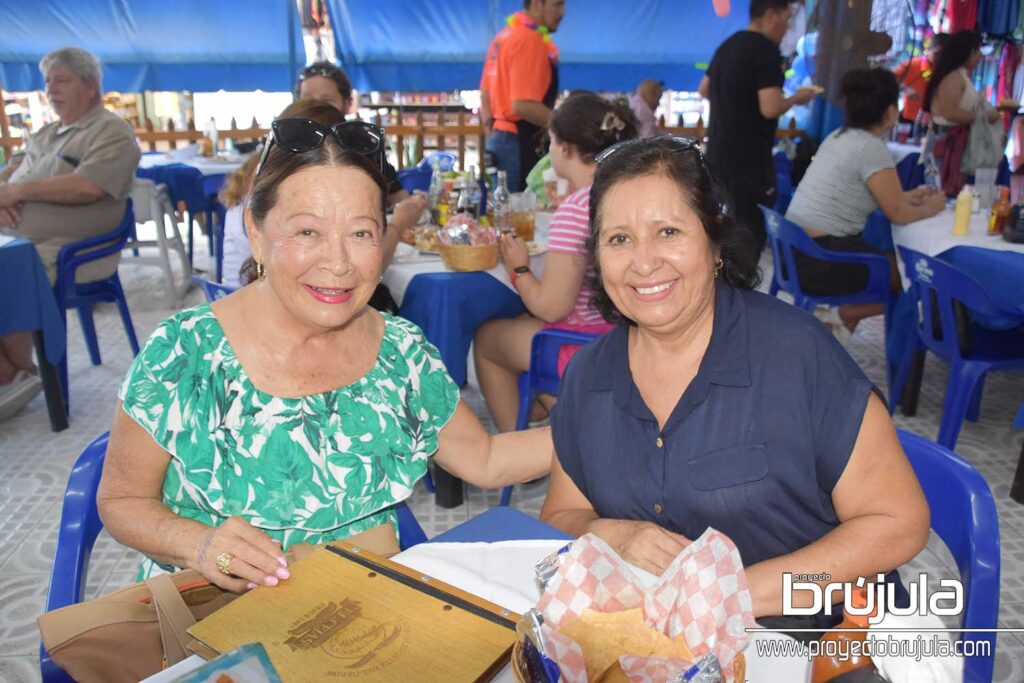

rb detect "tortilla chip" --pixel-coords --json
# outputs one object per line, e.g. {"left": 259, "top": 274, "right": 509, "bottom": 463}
{"left": 559, "top": 608, "right": 694, "bottom": 681}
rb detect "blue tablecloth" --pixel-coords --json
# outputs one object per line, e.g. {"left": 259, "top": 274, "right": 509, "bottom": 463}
{"left": 135, "top": 163, "right": 206, "bottom": 213}
{"left": 398, "top": 272, "right": 526, "bottom": 386}
{"left": 0, "top": 240, "right": 65, "bottom": 365}
{"left": 430, "top": 507, "right": 572, "bottom": 543}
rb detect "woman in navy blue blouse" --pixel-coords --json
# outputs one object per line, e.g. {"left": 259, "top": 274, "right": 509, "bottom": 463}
{"left": 540, "top": 136, "right": 929, "bottom": 626}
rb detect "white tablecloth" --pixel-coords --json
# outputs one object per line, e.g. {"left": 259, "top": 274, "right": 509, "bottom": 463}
{"left": 144, "top": 540, "right": 810, "bottom": 683}
{"left": 895, "top": 205, "right": 1024, "bottom": 257}
{"left": 887, "top": 141, "right": 922, "bottom": 165}
{"left": 137, "top": 153, "right": 248, "bottom": 176}
{"left": 383, "top": 211, "right": 555, "bottom": 307}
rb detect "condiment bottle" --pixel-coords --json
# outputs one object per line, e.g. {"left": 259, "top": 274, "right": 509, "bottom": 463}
{"left": 492, "top": 170, "right": 511, "bottom": 233}
{"left": 989, "top": 187, "right": 1011, "bottom": 235}
{"left": 437, "top": 180, "right": 453, "bottom": 227}
{"left": 953, "top": 185, "right": 973, "bottom": 236}
{"left": 811, "top": 587, "right": 876, "bottom": 683}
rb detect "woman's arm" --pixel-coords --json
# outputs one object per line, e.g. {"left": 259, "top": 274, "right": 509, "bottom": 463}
{"left": 97, "top": 406, "right": 290, "bottom": 591}
{"left": 931, "top": 73, "right": 976, "bottom": 126}
{"left": 433, "top": 401, "right": 553, "bottom": 487}
{"left": 381, "top": 192, "right": 428, "bottom": 267}
{"left": 499, "top": 234, "right": 585, "bottom": 323}
{"left": 743, "top": 394, "right": 930, "bottom": 617}
{"left": 540, "top": 449, "right": 691, "bottom": 576}
{"left": 867, "top": 168, "right": 946, "bottom": 224}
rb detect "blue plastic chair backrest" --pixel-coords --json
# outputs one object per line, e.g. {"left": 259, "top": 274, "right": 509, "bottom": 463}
{"left": 759, "top": 205, "right": 824, "bottom": 300}
{"left": 191, "top": 275, "right": 237, "bottom": 302}
{"left": 397, "top": 166, "right": 433, "bottom": 194}
{"left": 897, "top": 246, "right": 1006, "bottom": 361}
{"left": 897, "top": 429, "right": 998, "bottom": 682}
{"left": 417, "top": 151, "right": 457, "bottom": 172}
{"left": 54, "top": 200, "right": 135, "bottom": 297}
{"left": 529, "top": 328, "right": 600, "bottom": 397}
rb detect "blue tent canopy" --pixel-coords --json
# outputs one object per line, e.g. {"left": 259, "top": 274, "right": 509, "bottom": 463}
{"left": 0, "top": 0, "right": 301, "bottom": 93}
{"left": 327, "top": 0, "right": 750, "bottom": 92}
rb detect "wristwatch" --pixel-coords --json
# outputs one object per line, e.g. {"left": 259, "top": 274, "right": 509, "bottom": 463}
{"left": 510, "top": 265, "right": 531, "bottom": 289}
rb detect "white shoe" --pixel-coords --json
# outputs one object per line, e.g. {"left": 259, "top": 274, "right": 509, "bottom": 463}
{"left": 812, "top": 307, "right": 852, "bottom": 347}
{"left": 0, "top": 371, "right": 44, "bottom": 421}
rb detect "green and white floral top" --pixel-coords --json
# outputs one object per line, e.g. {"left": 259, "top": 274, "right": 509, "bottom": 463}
{"left": 118, "top": 305, "right": 459, "bottom": 579}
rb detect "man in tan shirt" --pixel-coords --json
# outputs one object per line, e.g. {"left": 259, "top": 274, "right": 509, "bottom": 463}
{"left": 0, "top": 46, "right": 140, "bottom": 284}
{"left": 0, "top": 47, "right": 139, "bottom": 420}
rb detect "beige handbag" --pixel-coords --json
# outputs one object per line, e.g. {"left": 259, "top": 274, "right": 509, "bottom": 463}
{"left": 38, "top": 524, "right": 401, "bottom": 682}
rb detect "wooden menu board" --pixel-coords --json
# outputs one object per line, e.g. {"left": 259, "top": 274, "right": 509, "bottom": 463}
{"left": 188, "top": 542, "right": 519, "bottom": 682}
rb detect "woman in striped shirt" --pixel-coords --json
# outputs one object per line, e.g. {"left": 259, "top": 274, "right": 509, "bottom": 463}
{"left": 474, "top": 92, "right": 637, "bottom": 432}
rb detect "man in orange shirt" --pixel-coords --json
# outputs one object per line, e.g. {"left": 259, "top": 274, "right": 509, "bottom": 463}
{"left": 894, "top": 34, "right": 947, "bottom": 127}
{"left": 480, "top": 0, "right": 566, "bottom": 191}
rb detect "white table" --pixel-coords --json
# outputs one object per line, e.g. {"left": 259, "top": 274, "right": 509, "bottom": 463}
{"left": 383, "top": 211, "right": 554, "bottom": 307}
{"left": 894, "top": 206, "right": 1024, "bottom": 257}
{"left": 143, "top": 540, "right": 810, "bottom": 683}
{"left": 887, "top": 141, "right": 922, "bottom": 165}
{"left": 138, "top": 153, "right": 249, "bottom": 176}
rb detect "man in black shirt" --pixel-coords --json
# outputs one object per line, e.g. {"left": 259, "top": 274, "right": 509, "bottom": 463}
{"left": 699, "top": 0, "right": 816, "bottom": 259}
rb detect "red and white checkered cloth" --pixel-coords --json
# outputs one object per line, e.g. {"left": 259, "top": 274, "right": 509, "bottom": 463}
{"left": 535, "top": 529, "right": 756, "bottom": 682}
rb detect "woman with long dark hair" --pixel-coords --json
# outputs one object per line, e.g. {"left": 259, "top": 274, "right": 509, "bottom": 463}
{"left": 923, "top": 31, "right": 999, "bottom": 195}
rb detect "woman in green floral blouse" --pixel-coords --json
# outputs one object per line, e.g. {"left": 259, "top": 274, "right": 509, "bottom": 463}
{"left": 96, "top": 116, "right": 552, "bottom": 593}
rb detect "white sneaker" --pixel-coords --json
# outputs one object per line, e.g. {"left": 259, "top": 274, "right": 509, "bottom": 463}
{"left": 812, "top": 306, "right": 852, "bottom": 347}
{"left": 0, "top": 371, "right": 44, "bottom": 421}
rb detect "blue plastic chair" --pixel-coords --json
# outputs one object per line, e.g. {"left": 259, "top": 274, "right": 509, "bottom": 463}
{"left": 500, "top": 328, "right": 599, "bottom": 506}
{"left": 200, "top": 174, "right": 228, "bottom": 282}
{"left": 893, "top": 247, "right": 1024, "bottom": 450}
{"left": 417, "top": 151, "right": 457, "bottom": 173}
{"left": 191, "top": 275, "right": 237, "bottom": 303}
{"left": 41, "top": 431, "right": 428, "bottom": 682}
{"left": 759, "top": 205, "right": 893, "bottom": 312}
{"left": 397, "top": 166, "right": 433, "bottom": 193}
{"left": 53, "top": 202, "right": 140, "bottom": 407}
{"left": 897, "top": 429, "right": 999, "bottom": 683}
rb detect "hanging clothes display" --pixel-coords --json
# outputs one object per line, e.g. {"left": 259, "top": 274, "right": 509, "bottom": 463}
{"left": 946, "top": 0, "right": 978, "bottom": 31}
{"left": 979, "top": 0, "right": 1020, "bottom": 35}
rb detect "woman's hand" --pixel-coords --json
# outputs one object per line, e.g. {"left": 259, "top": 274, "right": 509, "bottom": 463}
{"left": 593, "top": 519, "right": 692, "bottom": 576}
{"left": 499, "top": 232, "right": 530, "bottom": 275}
{"left": 391, "top": 192, "right": 429, "bottom": 230}
{"left": 192, "top": 517, "right": 290, "bottom": 592}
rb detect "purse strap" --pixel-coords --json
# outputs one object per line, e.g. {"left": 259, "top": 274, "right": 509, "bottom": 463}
{"left": 145, "top": 574, "right": 199, "bottom": 666}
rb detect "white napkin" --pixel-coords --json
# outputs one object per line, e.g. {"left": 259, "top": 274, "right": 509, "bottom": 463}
{"left": 393, "top": 540, "right": 568, "bottom": 614}
{"left": 872, "top": 612, "right": 963, "bottom": 683}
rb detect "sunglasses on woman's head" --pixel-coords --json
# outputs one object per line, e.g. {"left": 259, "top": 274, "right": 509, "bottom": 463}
{"left": 594, "top": 134, "right": 704, "bottom": 165}
{"left": 255, "top": 118, "right": 386, "bottom": 177}
{"left": 299, "top": 65, "right": 339, "bottom": 81}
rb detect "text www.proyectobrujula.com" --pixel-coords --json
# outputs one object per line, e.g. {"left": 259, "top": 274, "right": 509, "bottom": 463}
{"left": 754, "top": 634, "right": 992, "bottom": 662}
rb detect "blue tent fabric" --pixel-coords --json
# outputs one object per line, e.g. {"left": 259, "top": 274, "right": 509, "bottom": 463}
{"left": 326, "top": 0, "right": 750, "bottom": 93}
{"left": 0, "top": 0, "right": 301, "bottom": 92}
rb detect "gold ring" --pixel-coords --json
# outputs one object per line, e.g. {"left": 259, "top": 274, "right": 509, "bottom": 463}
{"left": 215, "top": 551, "right": 234, "bottom": 575}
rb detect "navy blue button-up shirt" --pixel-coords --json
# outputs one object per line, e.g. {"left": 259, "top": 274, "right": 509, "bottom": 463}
{"left": 551, "top": 283, "right": 875, "bottom": 568}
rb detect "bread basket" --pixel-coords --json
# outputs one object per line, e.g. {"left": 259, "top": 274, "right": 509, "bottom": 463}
{"left": 439, "top": 243, "right": 499, "bottom": 272}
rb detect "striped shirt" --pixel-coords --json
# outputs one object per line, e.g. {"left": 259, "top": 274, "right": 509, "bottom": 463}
{"left": 785, "top": 128, "right": 895, "bottom": 238}
{"left": 547, "top": 185, "right": 607, "bottom": 328}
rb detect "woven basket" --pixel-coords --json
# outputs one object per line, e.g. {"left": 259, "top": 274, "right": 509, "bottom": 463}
{"left": 439, "top": 243, "right": 499, "bottom": 272}
{"left": 510, "top": 641, "right": 746, "bottom": 682}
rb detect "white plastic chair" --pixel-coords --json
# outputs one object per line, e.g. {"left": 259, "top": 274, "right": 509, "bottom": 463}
{"left": 125, "top": 179, "right": 192, "bottom": 306}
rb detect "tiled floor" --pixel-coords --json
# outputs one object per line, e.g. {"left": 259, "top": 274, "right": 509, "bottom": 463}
{"left": 0, "top": 234, "right": 1021, "bottom": 682}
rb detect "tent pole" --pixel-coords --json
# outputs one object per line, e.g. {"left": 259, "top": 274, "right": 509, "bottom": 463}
{"left": 0, "top": 79, "right": 12, "bottom": 163}
{"left": 287, "top": 0, "right": 299, "bottom": 92}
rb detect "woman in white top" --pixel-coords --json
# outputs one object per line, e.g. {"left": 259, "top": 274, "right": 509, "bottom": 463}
{"left": 925, "top": 31, "right": 997, "bottom": 129}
